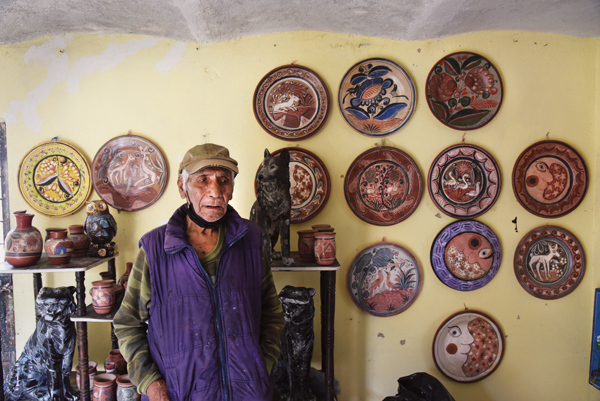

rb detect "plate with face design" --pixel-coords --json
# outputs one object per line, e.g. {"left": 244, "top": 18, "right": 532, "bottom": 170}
{"left": 253, "top": 65, "right": 330, "bottom": 141}
{"left": 18, "top": 141, "right": 92, "bottom": 217}
{"left": 344, "top": 147, "right": 422, "bottom": 225}
{"left": 431, "top": 220, "right": 501, "bottom": 291}
{"left": 512, "top": 140, "right": 588, "bottom": 218}
{"left": 433, "top": 310, "right": 504, "bottom": 382}
{"left": 514, "top": 226, "right": 585, "bottom": 300}
{"left": 428, "top": 144, "right": 501, "bottom": 219}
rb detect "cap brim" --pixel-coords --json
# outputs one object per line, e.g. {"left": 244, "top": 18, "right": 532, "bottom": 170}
{"left": 184, "top": 160, "right": 239, "bottom": 175}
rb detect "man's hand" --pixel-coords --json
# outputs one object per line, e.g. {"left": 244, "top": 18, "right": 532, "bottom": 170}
{"left": 147, "top": 379, "right": 170, "bottom": 401}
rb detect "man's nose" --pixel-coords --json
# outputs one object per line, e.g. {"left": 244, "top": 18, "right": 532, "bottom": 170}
{"left": 205, "top": 179, "right": 223, "bottom": 197}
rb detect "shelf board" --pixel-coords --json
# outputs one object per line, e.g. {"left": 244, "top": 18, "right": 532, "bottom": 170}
{"left": 271, "top": 252, "right": 340, "bottom": 272}
{"left": 0, "top": 253, "right": 118, "bottom": 274}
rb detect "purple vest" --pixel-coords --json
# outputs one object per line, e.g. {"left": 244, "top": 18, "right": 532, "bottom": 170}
{"left": 140, "top": 204, "right": 272, "bottom": 401}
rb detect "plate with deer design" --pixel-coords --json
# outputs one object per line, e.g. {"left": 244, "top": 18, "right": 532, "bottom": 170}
{"left": 513, "top": 226, "right": 585, "bottom": 300}
{"left": 347, "top": 242, "right": 422, "bottom": 317}
{"left": 431, "top": 220, "right": 502, "bottom": 291}
{"left": 92, "top": 135, "right": 168, "bottom": 212}
{"left": 253, "top": 65, "right": 330, "bottom": 141}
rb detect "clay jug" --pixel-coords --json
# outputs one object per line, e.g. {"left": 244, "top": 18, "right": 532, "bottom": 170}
{"left": 118, "top": 262, "right": 133, "bottom": 290}
{"left": 69, "top": 224, "right": 91, "bottom": 258}
{"left": 45, "top": 229, "right": 74, "bottom": 265}
{"left": 93, "top": 373, "right": 117, "bottom": 401}
{"left": 4, "top": 212, "right": 43, "bottom": 267}
{"left": 297, "top": 230, "right": 317, "bottom": 262}
{"left": 314, "top": 231, "right": 336, "bottom": 266}
{"left": 105, "top": 348, "right": 127, "bottom": 375}
{"left": 116, "top": 374, "right": 141, "bottom": 401}
{"left": 91, "top": 280, "right": 116, "bottom": 314}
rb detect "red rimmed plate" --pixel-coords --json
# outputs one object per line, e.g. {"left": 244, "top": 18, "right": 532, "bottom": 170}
{"left": 428, "top": 144, "right": 501, "bottom": 219}
{"left": 513, "top": 225, "right": 585, "bottom": 300}
{"left": 344, "top": 147, "right": 422, "bottom": 225}
{"left": 426, "top": 52, "right": 503, "bottom": 130}
{"left": 512, "top": 140, "right": 588, "bottom": 218}
{"left": 253, "top": 65, "right": 330, "bottom": 141}
{"left": 92, "top": 135, "right": 168, "bottom": 212}
{"left": 254, "top": 148, "right": 330, "bottom": 223}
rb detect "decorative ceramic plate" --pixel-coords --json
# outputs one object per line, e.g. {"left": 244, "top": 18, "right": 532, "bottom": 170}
{"left": 338, "top": 58, "right": 416, "bottom": 136}
{"left": 426, "top": 52, "right": 503, "bottom": 130}
{"left": 347, "top": 242, "right": 422, "bottom": 317}
{"left": 512, "top": 140, "right": 588, "bottom": 218}
{"left": 254, "top": 148, "right": 330, "bottom": 223}
{"left": 428, "top": 144, "right": 501, "bottom": 219}
{"left": 431, "top": 220, "right": 501, "bottom": 291}
{"left": 92, "top": 135, "right": 168, "bottom": 212}
{"left": 344, "top": 147, "right": 422, "bottom": 225}
{"left": 433, "top": 310, "right": 504, "bottom": 382}
{"left": 18, "top": 141, "right": 92, "bottom": 217}
{"left": 513, "top": 226, "right": 585, "bottom": 300}
{"left": 253, "top": 65, "right": 330, "bottom": 141}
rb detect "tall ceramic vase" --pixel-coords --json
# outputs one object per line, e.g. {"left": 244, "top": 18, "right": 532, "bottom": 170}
{"left": 118, "top": 262, "right": 133, "bottom": 290}
{"left": 4, "top": 212, "right": 43, "bottom": 267}
{"left": 45, "top": 229, "right": 74, "bottom": 265}
{"left": 314, "top": 232, "right": 336, "bottom": 266}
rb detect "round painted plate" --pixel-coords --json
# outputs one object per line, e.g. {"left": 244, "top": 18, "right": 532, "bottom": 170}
{"left": 254, "top": 148, "right": 330, "bottom": 223}
{"left": 433, "top": 310, "right": 504, "bottom": 382}
{"left": 347, "top": 242, "right": 422, "bottom": 317}
{"left": 428, "top": 144, "right": 501, "bottom": 219}
{"left": 253, "top": 65, "right": 330, "bottom": 141}
{"left": 344, "top": 147, "right": 422, "bottom": 225}
{"left": 92, "top": 135, "right": 168, "bottom": 212}
{"left": 426, "top": 52, "right": 503, "bottom": 130}
{"left": 431, "top": 220, "right": 501, "bottom": 291}
{"left": 512, "top": 140, "right": 588, "bottom": 218}
{"left": 18, "top": 141, "right": 92, "bottom": 217}
{"left": 513, "top": 226, "right": 585, "bottom": 300}
{"left": 338, "top": 58, "right": 416, "bottom": 136}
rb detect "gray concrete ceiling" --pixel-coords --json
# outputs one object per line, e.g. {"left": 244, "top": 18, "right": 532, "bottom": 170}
{"left": 0, "top": 0, "right": 598, "bottom": 45}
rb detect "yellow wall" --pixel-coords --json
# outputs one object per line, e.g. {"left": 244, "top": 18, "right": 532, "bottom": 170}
{"left": 1, "top": 31, "right": 598, "bottom": 400}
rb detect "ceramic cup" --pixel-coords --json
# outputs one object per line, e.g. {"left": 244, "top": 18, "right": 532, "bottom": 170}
{"left": 314, "top": 231, "right": 336, "bottom": 265}
{"left": 116, "top": 374, "right": 141, "bottom": 401}
{"left": 91, "top": 280, "right": 116, "bottom": 314}
{"left": 93, "top": 373, "right": 117, "bottom": 401}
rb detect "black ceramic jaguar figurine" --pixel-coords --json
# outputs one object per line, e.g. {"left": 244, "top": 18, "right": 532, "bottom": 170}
{"left": 4, "top": 286, "right": 78, "bottom": 401}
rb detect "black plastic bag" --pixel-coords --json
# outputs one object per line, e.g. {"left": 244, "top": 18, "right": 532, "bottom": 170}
{"left": 382, "top": 372, "right": 455, "bottom": 401}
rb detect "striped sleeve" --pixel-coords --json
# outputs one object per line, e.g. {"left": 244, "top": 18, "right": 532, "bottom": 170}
{"left": 259, "top": 248, "right": 285, "bottom": 374}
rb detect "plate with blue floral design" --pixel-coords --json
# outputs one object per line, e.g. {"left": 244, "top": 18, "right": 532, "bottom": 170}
{"left": 338, "top": 58, "right": 416, "bottom": 136}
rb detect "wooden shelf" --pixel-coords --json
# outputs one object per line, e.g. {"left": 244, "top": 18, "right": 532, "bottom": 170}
{"left": 270, "top": 251, "right": 340, "bottom": 272}
{"left": 71, "top": 292, "right": 123, "bottom": 322}
{"left": 0, "top": 253, "right": 118, "bottom": 274}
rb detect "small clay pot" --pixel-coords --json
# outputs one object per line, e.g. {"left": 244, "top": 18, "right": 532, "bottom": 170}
{"left": 91, "top": 280, "right": 116, "bottom": 314}
{"left": 69, "top": 224, "right": 91, "bottom": 258}
{"left": 93, "top": 373, "right": 117, "bottom": 401}
{"left": 44, "top": 227, "right": 65, "bottom": 242}
{"left": 297, "top": 230, "right": 317, "bottom": 262}
{"left": 44, "top": 229, "right": 74, "bottom": 265}
{"left": 116, "top": 374, "right": 141, "bottom": 401}
{"left": 314, "top": 232, "right": 336, "bottom": 266}
{"left": 105, "top": 348, "right": 127, "bottom": 375}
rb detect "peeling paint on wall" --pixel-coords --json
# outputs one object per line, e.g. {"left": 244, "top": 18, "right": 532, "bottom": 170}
{"left": 156, "top": 42, "right": 187, "bottom": 73}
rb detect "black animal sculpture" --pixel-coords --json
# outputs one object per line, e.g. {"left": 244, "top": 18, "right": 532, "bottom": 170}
{"left": 250, "top": 148, "right": 294, "bottom": 266}
{"left": 274, "top": 285, "right": 317, "bottom": 401}
{"left": 5, "top": 286, "right": 78, "bottom": 401}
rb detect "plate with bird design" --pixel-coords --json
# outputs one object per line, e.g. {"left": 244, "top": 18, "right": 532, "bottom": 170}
{"left": 18, "top": 141, "right": 92, "bottom": 217}
{"left": 92, "top": 134, "right": 168, "bottom": 212}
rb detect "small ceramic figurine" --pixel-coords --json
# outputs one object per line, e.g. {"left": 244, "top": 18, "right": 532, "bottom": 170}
{"left": 84, "top": 200, "right": 118, "bottom": 257}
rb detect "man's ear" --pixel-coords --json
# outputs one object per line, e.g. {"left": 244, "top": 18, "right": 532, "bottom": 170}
{"left": 177, "top": 176, "right": 187, "bottom": 200}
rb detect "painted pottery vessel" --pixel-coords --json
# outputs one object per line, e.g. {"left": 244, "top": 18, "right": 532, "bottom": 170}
{"left": 4, "top": 212, "right": 43, "bottom": 267}
{"left": 118, "top": 262, "right": 133, "bottom": 290}
{"left": 314, "top": 232, "right": 336, "bottom": 265}
{"left": 91, "top": 280, "right": 116, "bottom": 314}
{"left": 105, "top": 362, "right": 115, "bottom": 374}
{"left": 93, "top": 373, "right": 117, "bottom": 401}
{"left": 116, "top": 375, "right": 141, "bottom": 401}
{"left": 44, "top": 227, "right": 64, "bottom": 242}
{"left": 297, "top": 230, "right": 317, "bottom": 262}
{"left": 69, "top": 224, "right": 91, "bottom": 258}
{"left": 76, "top": 360, "right": 97, "bottom": 391}
{"left": 105, "top": 348, "right": 127, "bottom": 375}
{"left": 45, "top": 230, "right": 74, "bottom": 265}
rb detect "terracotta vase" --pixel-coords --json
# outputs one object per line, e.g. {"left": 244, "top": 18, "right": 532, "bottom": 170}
{"left": 105, "top": 348, "right": 127, "bottom": 375}
{"left": 76, "top": 360, "right": 98, "bottom": 391}
{"left": 314, "top": 232, "right": 336, "bottom": 266}
{"left": 45, "top": 229, "right": 74, "bottom": 265}
{"left": 91, "top": 280, "right": 116, "bottom": 314}
{"left": 118, "top": 262, "right": 133, "bottom": 290}
{"left": 4, "top": 212, "right": 43, "bottom": 267}
{"left": 116, "top": 374, "right": 141, "bottom": 401}
{"left": 297, "top": 230, "right": 317, "bottom": 262}
{"left": 93, "top": 373, "right": 117, "bottom": 401}
{"left": 69, "top": 224, "right": 91, "bottom": 258}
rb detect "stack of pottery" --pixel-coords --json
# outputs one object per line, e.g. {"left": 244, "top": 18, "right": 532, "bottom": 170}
{"left": 91, "top": 280, "right": 117, "bottom": 314}
{"left": 93, "top": 373, "right": 117, "bottom": 401}
{"left": 313, "top": 225, "right": 336, "bottom": 266}
{"left": 45, "top": 229, "right": 74, "bottom": 265}
{"left": 116, "top": 375, "right": 141, "bottom": 401}
{"left": 76, "top": 360, "right": 98, "bottom": 391}
{"left": 69, "top": 224, "right": 91, "bottom": 258}
{"left": 4, "top": 211, "right": 43, "bottom": 267}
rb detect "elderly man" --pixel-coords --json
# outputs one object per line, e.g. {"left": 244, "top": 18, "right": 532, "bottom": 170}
{"left": 114, "top": 143, "right": 284, "bottom": 401}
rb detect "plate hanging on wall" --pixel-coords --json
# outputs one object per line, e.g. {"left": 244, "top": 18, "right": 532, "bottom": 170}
{"left": 254, "top": 147, "right": 330, "bottom": 224}
{"left": 426, "top": 52, "right": 503, "bottom": 130}
{"left": 92, "top": 134, "right": 168, "bottom": 212}
{"left": 344, "top": 146, "right": 422, "bottom": 225}
{"left": 18, "top": 140, "right": 92, "bottom": 217}
{"left": 433, "top": 310, "right": 504, "bottom": 382}
{"left": 428, "top": 143, "right": 501, "bottom": 219}
{"left": 347, "top": 242, "right": 422, "bottom": 317}
{"left": 512, "top": 140, "right": 588, "bottom": 218}
{"left": 513, "top": 225, "right": 585, "bottom": 300}
{"left": 253, "top": 65, "right": 330, "bottom": 141}
{"left": 338, "top": 58, "right": 416, "bottom": 136}
{"left": 431, "top": 220, "right": 501, "bottom": 291}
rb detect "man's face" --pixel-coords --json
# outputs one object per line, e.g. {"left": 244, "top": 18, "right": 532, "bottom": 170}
{"left": 178, "top": 167, "right": 234, "bottom": 222}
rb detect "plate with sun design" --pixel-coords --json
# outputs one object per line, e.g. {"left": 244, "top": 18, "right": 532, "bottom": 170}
{"left": 344, "top": 146, "right": 422, "bottom": 225}
{"left": 338, "top": 58, "right": 416, "bottom": 136}
{"left": 512, "top": 140, "right": 588, "bottom": 218}
{"left": 431, "top": 220, "right": 502, "bottom": 291}
{"left": 18, "top": 141, "right": 92, "bottom": 217}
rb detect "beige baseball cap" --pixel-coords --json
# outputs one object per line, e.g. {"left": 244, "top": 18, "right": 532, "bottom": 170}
{"left": 179, "top": 143, "right": 239, "bottom": 175}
